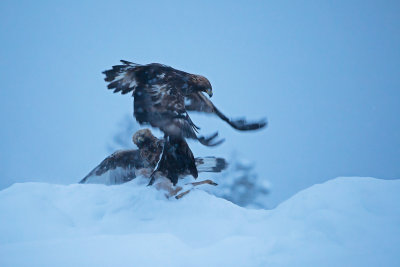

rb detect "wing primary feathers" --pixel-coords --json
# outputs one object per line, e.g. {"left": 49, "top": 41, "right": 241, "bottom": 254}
{"left": 213, "top": 106, "right": 268, "bottom": 131}
{"left": 102, "top": 60, "right": 141, "bottom": 95}
{"left": 120, "top": 60, "right": 138, "bottom": 65}
{"left": 79, "top": 150, "right": 143, "bottom": 184}
{"left": 185, "top": 92, "right": 268, "bottom": 131}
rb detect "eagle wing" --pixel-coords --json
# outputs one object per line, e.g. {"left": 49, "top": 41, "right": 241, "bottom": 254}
{"left": 79, "top": 150, "right": 147, "bottom": 185}
{"left": 103, "top": 61, "right": 222, "bottom": 146}
{"left": 102, "top": 60, "right": 142, "bottom": 95}
{"left": 185, "top": 92, "right": 267, "bottom": 131}
{"left": 134, "top": 82, "right": 197, "bottom": 139}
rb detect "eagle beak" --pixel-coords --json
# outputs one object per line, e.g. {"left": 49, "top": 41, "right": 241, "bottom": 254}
{"left": 206, "top": 88, "right": 213, "bottom": 97}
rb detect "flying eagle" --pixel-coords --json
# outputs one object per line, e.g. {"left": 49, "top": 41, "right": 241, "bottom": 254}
{"left": 102, "top": 60, "right": 267, "bottom": 146}
{"left": 79, "top": 129, "right": 227, "bottom": 186}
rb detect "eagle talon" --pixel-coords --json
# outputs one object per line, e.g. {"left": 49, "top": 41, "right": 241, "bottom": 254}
{"left": 198, "top": 132, "right": 224, "bottom": 147}
{"left": 174, "top": 179, "right": 218, "bottom": 199}
{"left": 188, "top": 179, "right": 218, "bottom": 187}
{"left": 175, "top": 190, "right": 190, "bottom": 199}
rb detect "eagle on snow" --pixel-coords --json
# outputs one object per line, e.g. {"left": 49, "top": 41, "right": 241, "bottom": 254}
{"left": 80, "top": 129, "right": 227, "bottom": 186}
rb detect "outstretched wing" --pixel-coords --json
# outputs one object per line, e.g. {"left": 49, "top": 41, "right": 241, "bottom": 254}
{"left": 102, "top": 60, "right": 142, "bottom": 95}
{"left": 79, "top": 150, "right": 146, "bottom": 185}
{"left": 185, "top": 92, "right": 267, "bottom": 131}
{"left": 103, "top": 61, "right": 223, "bottom": 146}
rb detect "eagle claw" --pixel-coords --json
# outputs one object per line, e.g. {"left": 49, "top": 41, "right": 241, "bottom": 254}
{"left": 198, "top": 132, "right": 225, "bottom": 147}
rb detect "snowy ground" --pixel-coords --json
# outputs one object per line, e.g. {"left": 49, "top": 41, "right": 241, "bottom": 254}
{"left": 1, "top": 177, "right": 399, "bottom": 267}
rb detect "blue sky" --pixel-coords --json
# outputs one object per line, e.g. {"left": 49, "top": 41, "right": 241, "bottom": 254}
{"left": 0, "top": 0, "right": 399, "bottom": 206}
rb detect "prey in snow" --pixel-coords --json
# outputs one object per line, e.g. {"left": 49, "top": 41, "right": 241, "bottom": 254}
{"left": 80, "top": 129, "right": 227, "bottom": 197}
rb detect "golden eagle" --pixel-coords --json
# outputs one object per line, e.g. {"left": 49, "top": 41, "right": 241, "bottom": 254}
{"left": 102, "top": 60, "right": 267, "bottom": 146}
{"left": 80, "top": 129, "right": 227, "bottom": 186}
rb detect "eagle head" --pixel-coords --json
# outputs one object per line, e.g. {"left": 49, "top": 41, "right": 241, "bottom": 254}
{"left": 132, "top": 129, "right": 157, "bottom": 149}
{"left": 189, "top": 75, "right": 213, "bottom": 97}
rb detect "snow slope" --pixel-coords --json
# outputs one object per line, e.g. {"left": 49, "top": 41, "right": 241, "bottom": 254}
{"left": 1, "top": 177, "right": 399, "bottom": 267}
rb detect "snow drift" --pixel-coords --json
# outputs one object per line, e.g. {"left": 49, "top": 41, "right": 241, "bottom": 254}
{"left": 1, "top": 177, "right": 399, "bottom": 267}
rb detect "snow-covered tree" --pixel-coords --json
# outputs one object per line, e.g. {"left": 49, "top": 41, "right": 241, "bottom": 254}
{"left": 204, "top": 153, "right": 270, "bottom": 209}
{"left": 107, "top": 114, "right": 138, "bottom": 153}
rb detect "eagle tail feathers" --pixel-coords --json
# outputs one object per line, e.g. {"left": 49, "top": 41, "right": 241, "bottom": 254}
{"left": 195, "top": 157, "right": 227, "bottom": 173}
{"left": 213, "top": 107, "right": 268, "bottom": 131}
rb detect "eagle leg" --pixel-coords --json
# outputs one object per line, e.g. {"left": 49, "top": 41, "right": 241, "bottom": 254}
{"left": 154, "top": 181, "right": 183, "bottom": 198}
{"left": 175, "top": 189, "right": 191, "bottom": 199}
{"left": 188, "top": 179, "right": 218, "bottom": 187}
{"left": 175, "top": 179, "right": 218, "bottom": 199}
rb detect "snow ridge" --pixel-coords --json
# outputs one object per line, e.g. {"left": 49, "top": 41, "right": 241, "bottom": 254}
{"left": 0, "top": 177, "right": 399, "bottom": 267}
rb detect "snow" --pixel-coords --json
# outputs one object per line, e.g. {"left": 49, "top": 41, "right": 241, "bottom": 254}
{"left": 1, "top": 177, "right": 399, "bottom": 267}
{"left": 205, "top": 155, "right": 270, "bottom": 209}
